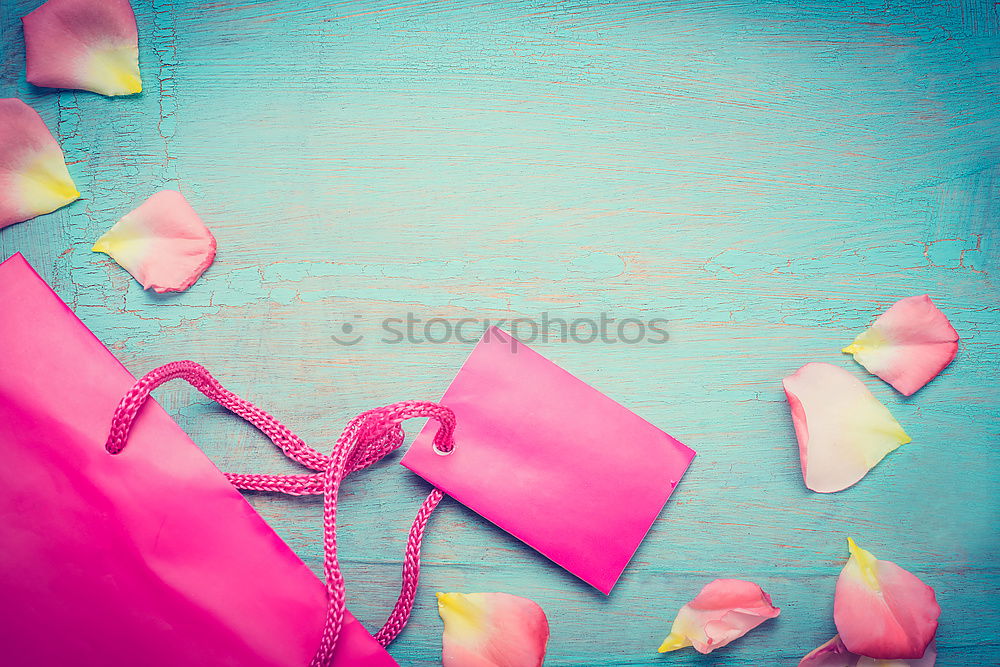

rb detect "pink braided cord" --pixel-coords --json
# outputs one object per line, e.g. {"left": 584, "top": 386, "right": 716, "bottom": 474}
{"left": 104, "top": 361, "right": 455, "bottom": 666}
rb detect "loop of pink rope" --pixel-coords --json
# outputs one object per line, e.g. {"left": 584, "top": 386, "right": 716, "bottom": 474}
{"left": 104, "top": 361, "right": 456, "bottom": 666}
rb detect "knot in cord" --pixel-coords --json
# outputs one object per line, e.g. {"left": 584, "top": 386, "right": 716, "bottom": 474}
{"left": 104, "top": 360, "right": 455, "bottom": 665}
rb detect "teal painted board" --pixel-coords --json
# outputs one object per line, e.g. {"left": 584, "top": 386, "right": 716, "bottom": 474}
{"left": 1, "top": 0, "right": 998, "bottom": 664}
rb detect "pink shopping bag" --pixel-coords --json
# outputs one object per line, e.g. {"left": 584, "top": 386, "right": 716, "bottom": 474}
{"left": 0, "top": 253, "right": 398, "bottom": 666}
{"left": 402, "top": 327, "right": 696, "bottom": 594}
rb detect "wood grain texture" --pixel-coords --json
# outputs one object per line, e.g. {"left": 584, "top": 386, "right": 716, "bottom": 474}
{"left": 2, "top": 0, "right": 998, "bottom": 664}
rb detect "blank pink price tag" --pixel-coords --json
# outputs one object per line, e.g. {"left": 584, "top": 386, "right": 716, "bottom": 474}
{"left": 401, "top": 327, "right": 695, "bottom": 594}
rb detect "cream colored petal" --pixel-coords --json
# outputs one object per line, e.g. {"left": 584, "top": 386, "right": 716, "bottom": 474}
{"left": 783, "top": 363, "right": 909, "bottom": 493}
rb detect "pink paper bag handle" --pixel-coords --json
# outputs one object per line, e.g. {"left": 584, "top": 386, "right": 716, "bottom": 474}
{"left": 104, "top": 360, "right": 456, "bottom": 666}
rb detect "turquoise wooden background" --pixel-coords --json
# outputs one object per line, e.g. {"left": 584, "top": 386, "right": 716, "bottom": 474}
{"left": 2, "top": 1, "right": 997, "bottom": 664}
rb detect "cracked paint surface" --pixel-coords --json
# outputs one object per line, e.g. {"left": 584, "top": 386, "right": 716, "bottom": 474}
{"left": 0, "top": 1, "right": 997, "bottom": 665}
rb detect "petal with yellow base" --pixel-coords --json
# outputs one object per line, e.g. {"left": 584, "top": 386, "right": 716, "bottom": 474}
{"left": 23, "top": 0, "right": 142, "bottom": 97}
{"left": 0, "top": 98, "right": 80, "bottom": 228}
{"left": 834, "top": 539, "right": 940, "bottom": 660}
{"left": 437, "top": 592, "right": 549, "bottom": 667}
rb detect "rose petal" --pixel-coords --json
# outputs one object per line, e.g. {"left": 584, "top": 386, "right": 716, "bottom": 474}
{"left": 783, "top": 362, "right": 910, "bottom": 493}
{"left": 23, "top": 0, "right": 141, "bottom": 96}
{"left": 0, "top": 98, "right": 80, "bottom": 229}
{"left": 799, "top": 635, "right": 858, "bottom": 667}
{"left": 437, "top": 592, "right": 549, "bottom": 667}
{"left": 658, "top": 579, "right": 780, "bottom": 654}
{"left": 857, "top": 641, "right": 936, "bottom": 667}
{"left": 93, "top": 190, "right": 216, "bottom": 293}
{"left": 843, "top": 295, "right": 958, "bottom": 396}
{"left": 799, "top": 635, "right": 937, "bottom": 667}
{"left": 834, "top": 539, "right": 940, "bottom": 660}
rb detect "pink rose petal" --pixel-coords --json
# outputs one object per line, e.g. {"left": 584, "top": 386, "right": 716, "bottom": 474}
{"left": 843, "top": 295, "right": 958, "bottom": 396}
{"left": 834, "top": 539, "right": 940, "bottom": 660}
{"left": 783, "top": 363, "right": 910, "bottom": 493}
{"left": 23, "top": 0, "right": 142, "bottom": 96}
{"left": 799, "top": 635, "right": 937, "bottom": 667}
{"left": 92, "top": 190, "right": 216, "bottom": 293}
{"left": 437, "top": 592, "right": 549, "bottom": 667}
{"left": 0, "top": 98, "right": 80, "bottom": 228}
{"left": 658, "top": 579, "right": 780, "bottom": 654}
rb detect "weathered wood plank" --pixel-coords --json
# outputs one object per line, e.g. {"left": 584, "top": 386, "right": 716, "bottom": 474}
{"left": 1, "top": 0, "right": 997, "bottom": 664}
